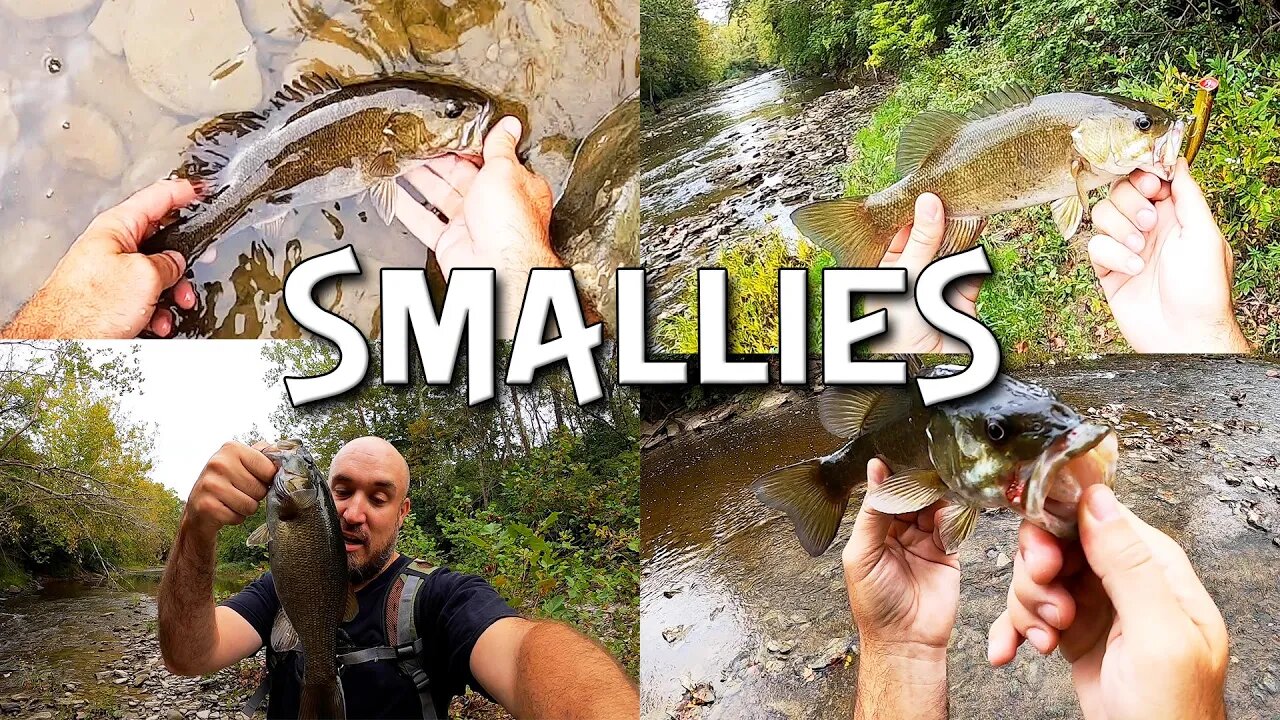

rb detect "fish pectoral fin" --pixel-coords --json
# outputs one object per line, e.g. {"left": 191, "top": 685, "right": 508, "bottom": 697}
{"left": 368, "top": 179, "right": 399, "bottom": 225}
{"left": 790, "top": 197, "right": 889, "bottom": 268}
{"left": 936, "top": 503, "right": 980, "bottom": 554}
{"left": 270, "top": 610, "right": 300, "bottom": 652}
{"left": 1050, "top": 195, "right": 1085, "bottom": 239}
{"left": 751, "top": 459, "right": 849, "bottom": 557}
{"left": 245, "top": 523, "right": 271, "bottom": 548}
{"left": 868, "top": 469, "right": 947, "bottom": 514}
{"left": 818, "top": 386, "right": 911, "bottom": 439}
{"left": 895, "top": 110, "right": 964, "bottom": 176}
{"left": 369, "top": 148, "right": 400, "bottom": 178}
{"left": 343, "top": 590, "right": 359, "bottom": 623}
{"left": 964, "top": 83, "right": 1036, "bottom": 120}
{"left": 938, "top": 216, "right": 987, "bottom": 257}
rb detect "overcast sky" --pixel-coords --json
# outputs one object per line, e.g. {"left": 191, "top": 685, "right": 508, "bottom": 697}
{"left": 104, "top": 341, "right": 283, "bottom": 500}
{"left": 699, "top": 0, "right": 729, "bottom": 23}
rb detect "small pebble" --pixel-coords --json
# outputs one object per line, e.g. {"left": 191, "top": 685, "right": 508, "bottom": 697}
{"left": 45, "top": 56, "right": 62, "bottom": 74}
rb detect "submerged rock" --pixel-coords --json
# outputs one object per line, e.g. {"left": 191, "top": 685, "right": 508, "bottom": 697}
{"left": 286, "top": 37, "right": 378, "bottom": 83}
{"left": 88, "top": 0, "right": 132, "bottom": 55}
{"left": 0, "top": 73, "right": 17, "bottom": 160}
{"left": 0, "top": 0, "right": 96, "bottom": 19}
{"left": 44, "top": 104, "right": 127, "bottom": 180}
{"left": 123, "top": 0, "right": 263, "bottom": 116}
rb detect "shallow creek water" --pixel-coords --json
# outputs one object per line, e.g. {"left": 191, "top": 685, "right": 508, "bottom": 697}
{"left": 642, "top": 356, "right": 1280, "bottom": 719}
{"left": 0, "top": 0, "right": 637, "bottom": 337}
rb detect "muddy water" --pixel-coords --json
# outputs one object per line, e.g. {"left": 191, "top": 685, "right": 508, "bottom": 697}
{"left": 642, "top": 356, "right": 1280, "bottom": 720}
{"left": 0, "top": 0, "right": 637, "bottom": 337}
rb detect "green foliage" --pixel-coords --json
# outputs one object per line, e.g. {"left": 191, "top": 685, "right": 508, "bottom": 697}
{"left": 216, "top": 505, "right": 269, "bottom": 568}
{"left": 641, "top": 0, "right": 723, "bottom": 105}
{"left": 658, "top": 232, "right": 835, "bottom": 353}
{"left": 0, "top": 342, "right": 181, "bottom": 577}
{"left": 863, "top": 0, "right": 939, "bottom": 70}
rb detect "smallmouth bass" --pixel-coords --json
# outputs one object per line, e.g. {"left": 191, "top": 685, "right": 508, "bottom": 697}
{"left": 144, "top": 74, "right": 497, "bottom": 264}
{"left": 792, "top": 85, "right": 1185, "bottom": 267}
{"left": 753, "top": 364, "right": 1119, "bottom": 556}
{"left": 247, "top": 439, "right": 356, "bottom": 720}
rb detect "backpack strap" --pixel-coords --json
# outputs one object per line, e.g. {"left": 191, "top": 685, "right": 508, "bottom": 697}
{"left": 393, "top": 561, "right": 439, "bottom": 720}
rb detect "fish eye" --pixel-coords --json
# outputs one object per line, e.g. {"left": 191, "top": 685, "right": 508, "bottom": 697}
{"left": 1134, "top": 115, "right": 1152, "bottom": 132}
{"left": 985, "top": 418, "right": 1009, "bottom": 443}
{"left": 444, "top": 99, "right": 464, "bottom": 119}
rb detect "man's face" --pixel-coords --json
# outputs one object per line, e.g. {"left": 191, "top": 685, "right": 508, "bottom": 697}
{"left": 328, "top": 440, "right": 409, "bottom": 585}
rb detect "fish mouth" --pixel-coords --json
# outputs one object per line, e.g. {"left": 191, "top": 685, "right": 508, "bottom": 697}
{"left": 1148, "top": 119, "right": 1185, "bottom": 180}
{"left": 1022, "top": 424, "right": 1118, "bottom": 538}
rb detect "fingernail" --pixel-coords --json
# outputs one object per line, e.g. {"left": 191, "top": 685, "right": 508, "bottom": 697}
{"left": 500, "top": 116, "right": 523, "bottom": 138}
{"left": 1125, "top": 233, "right": 1145, "bottom": 252}
{"left": 1086, "top": 485, "right": 1120, "bottom": 522}
{"left": 1139, "top": 173, "right": 1160, "bottom": 196}
{"left": 1125, "top": 256, "right": 1144, "bottom": 274}
{"left": 1038, "top": 604, "right": 1062, "bottom": 628}
{"left": 986, "top": 637, "right": 999, "bottom": 665}
{"left": 1136, "top": 208, "right": 1157, "bottom": 230}
{"left": 1026, "top": 627, "right": 1050, "bottom": 654}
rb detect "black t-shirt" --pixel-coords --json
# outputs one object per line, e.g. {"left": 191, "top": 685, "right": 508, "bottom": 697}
{"left": 222, "top": 555, "right": 520, "bottom": 719}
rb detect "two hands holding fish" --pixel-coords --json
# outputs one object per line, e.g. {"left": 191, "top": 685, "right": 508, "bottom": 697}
{"left": 0, "top": 116, "right": 557, "bottom": 339}
{"left": 844, "top": 466, "right": 1228, "bottom": 720}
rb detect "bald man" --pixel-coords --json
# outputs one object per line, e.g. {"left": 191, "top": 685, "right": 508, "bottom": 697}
{"left": 158, "top": 437, "right": 638, "bottom": 719}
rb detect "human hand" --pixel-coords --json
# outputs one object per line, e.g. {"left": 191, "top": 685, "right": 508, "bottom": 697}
{"left": 183, "top": 442, "right": 277, "bottom": 538}
{"left": 395, "top": 116, "right": 562, "bottom": 334}
{"left": 845, "top": 459, "right": 957, "bottom": 720}
{"left": 1087, "top": 159, "right": 1249, "bottom": 353}
{"left": 988, "top": 485, "right": 1227, "bottom": 720}
{"left": 0, "top": 180, "right": 198, "bottom": 339}
{"left": 866, "top": 193, "right": 983, "bottom": 353}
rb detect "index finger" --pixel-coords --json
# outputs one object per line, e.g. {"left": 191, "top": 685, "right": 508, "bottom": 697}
{"left": 82, "top": 179, "right": 198, "bottom": 253}
{"left": 236, "top": 443, "right": 278, "bottom": 485}
{"left": 1018, "top": 520, "right": 1065, "bottom": 585}
{"left": 1121, "top": 170, "right": 1171, "bottom": 202}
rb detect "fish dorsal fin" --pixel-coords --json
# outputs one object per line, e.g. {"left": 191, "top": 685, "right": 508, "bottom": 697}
{"left": 245, "top": 523, "right": 271, "bottom": 548}
{"left": 867, "top": 468, "right": 947, "bottom": 514}
{"left": 269, "top": 72, "right": 344, "bottom": 111}
{"left": 818, "top": 387, "right": 910, "bottom": 439}
{"left": 964, "top": 83, "right": 1036, "bottom": 121}
{"left": 895, "top": 110, "right": 965, "bottom": 176}
{"left": 937, "top": 503, "right": 980, "bottom": 554}
{"left": 271, "top": 610, "right": 300, "bottom": 652}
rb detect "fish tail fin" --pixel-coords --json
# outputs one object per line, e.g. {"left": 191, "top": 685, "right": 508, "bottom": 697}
{"left": 790, "top": 197, "right": 892, "bottom": 268}
{"left": 298, "top": 678, "right": 345, "bottom": 720}
{"left": 752, "top": 443, "right": 874, "bottom": 556}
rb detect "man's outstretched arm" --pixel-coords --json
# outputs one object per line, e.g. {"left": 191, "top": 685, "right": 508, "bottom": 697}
{"left": 471, "top": 617, "right": 638, "bottom": 719}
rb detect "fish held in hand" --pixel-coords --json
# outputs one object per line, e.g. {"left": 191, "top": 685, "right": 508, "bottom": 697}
{"left": 144, "top": 74, "right": 497, "bottom": 264}
{"left": 752, "top": 364, "right": 1118, "bottom": 556}
{"left": 791, "top": 84, "right": 1185, "bottom": 267}
{"left": 246, "top": 439, "right": 356, "bottom": 720}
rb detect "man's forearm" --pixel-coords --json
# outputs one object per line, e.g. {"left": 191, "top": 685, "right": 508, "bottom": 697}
{"left": 511, "top": 622, "right": 637, "bottom": 719}
{"left": 158, "top": 514, "right": 221, "bottom": 675}
{"left": 853, "top": 640, "right": 948, "bottom": 720}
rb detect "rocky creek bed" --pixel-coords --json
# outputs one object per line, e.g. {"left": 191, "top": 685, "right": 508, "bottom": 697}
{"left": 641, "top": 71, "right": 891, "bottom": 318}
{"left": 641, "top": 356, "right": 1280, "bottom": 719}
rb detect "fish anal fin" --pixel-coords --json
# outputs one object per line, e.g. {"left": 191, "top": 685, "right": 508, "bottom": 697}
{"left": 1050, "top": 195, "right": 1085, "bottom": 239}
{"left": 896, "top": 110, "right": 964, "bottom": 176}
{"left": 751, "top": 460, "right": 849, "bottom": 557}
{"left": 937, "top": 503, "right": 980, "bottom": 554}
{"left": 868, "top": 469, "right": 947, "bottom": 514}
{"left": 343, "top": 590, "right": 359, "bottom": 623}
{"left": 368, "top": 178, "right": 398, "bottom": 225}
{"left": 938, "top": 216, "right": 987, "bottom": 257}
{"left": 818, "top": 386, "right": 910, "bottom": 439}
{"left": 245, "top": 523, "right": 271, "bottom": 548}
{"left": 790, "top": 197, "right": 890, "bottom": 268}
{"left": 965, "top": 83, "right": 1036, "bottom": 120}
{"left": 270, "top": 610, "right": 300, "bottom": 652}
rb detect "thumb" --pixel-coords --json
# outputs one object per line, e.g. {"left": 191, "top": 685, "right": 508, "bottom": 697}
{"left": 1169, "top": 158, "right": 1215, "bottom": 232}
{"left": 1077, "top": 485, "right": 1182, "bottom": 629}
{"left": 844, "top": 460, "right": 896, "bottom": 570}
{"left": 897, "top": 193, "right": 946, "bottom": 270}
{"left": 146, "top": 250, "right": 187, "bottom": 290}
{"left": 482, "top": 116, "right": 523, "bottom": 166}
